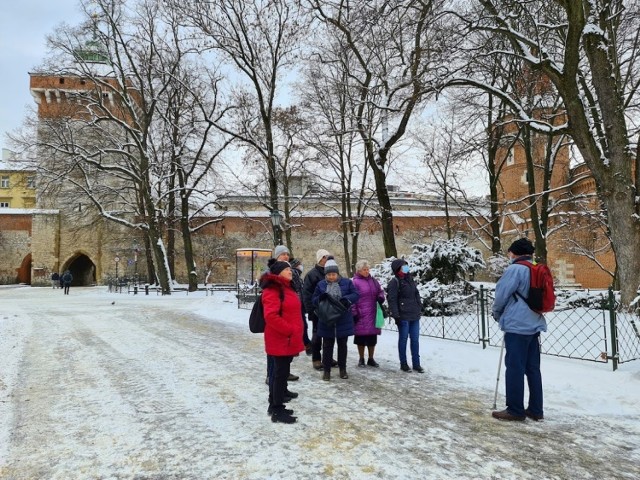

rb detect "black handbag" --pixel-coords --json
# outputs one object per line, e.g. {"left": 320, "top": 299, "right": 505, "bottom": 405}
{"left": 315, "top": 295, "right": 347, "bottom": 328}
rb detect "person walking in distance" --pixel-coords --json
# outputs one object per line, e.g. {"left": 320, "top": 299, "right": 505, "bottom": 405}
{"left": 351, "top": 260, "right": 385, "bottom": 368}
{"left": 303, "top": 249, "right": 337, "bottom": 371}
{"left": 312, "top": 258, "right": 359, "bottom": 380}
{"left": 62, "top": 270, "right": 73, "bottom": 295}
{"left": 387, "top": 259, "right": 424, "bottom": 373}
{"left": 491, "top": 238, "right": 547, "bottom": 422}
{"left": 51, "top": 271, "right": 60, "bottom": 289}
{"left": 260, "top": 260, "right": 304, "bottom": 423}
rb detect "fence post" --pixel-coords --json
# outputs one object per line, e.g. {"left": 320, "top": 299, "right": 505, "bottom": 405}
{"left": 480, "top": 285, "right": 487, "bottom": 349}
{"left": 608, "top": 287, "right": 619, "bottom": 371}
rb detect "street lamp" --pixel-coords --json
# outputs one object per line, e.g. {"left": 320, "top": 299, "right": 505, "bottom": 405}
{"left": 132, "top": 243, "right": 139, "bottom": 285}
{"left": 270, "top": 209, "right": 283, "bottom": 247}
{"left": 114, "top": 256, "right": 120, "bottom": 282}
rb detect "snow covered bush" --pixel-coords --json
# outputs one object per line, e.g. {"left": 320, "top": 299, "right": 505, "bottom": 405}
{"left": 486, "top": 254, "right": 510, "bottom": 280}
{"left": 371, "top": 238, "right": 486, "bottom": 316}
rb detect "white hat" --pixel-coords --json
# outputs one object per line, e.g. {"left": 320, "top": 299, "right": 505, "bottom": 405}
{"left": 316, "top": 249, "right": 331, "bottom": 263}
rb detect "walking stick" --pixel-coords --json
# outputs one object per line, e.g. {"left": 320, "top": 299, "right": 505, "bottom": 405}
{"left": 492, "top": 335, "right": 505, "bottom": 410}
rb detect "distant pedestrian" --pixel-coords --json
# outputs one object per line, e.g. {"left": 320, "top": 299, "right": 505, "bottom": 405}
{"left": 62, "top": 270, "right": 73, "bottom": 295}
{"left": 491, "top": 238, "right": 547, "bottom": 422}
{"left": 387, "top": 259, "right": 424, "bottom": 373}
{"left": 51, "top": 272, "right": 60, "bottom": 289}
{"left": 312, "top": 258, "right": 359, "bottom": 381}
{"left": 260, "top": 260, "right": 305, "bottom": 424}
{"left": 351, "top": 260, "right": 385, "bottom": 368}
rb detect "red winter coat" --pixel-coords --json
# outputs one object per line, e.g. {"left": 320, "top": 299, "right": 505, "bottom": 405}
{"left": 261, "top": 273, "right": 305, "bottom": 357}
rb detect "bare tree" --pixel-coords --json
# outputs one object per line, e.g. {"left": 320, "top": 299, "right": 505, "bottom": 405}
{"left": 454, "top": 0, "right": 640, "bottom": 306}
{"left": 173, "top": 0, "right": 308, "bottom": 245}
{"left": 306, "top": 0, "right": 450, "bottom": 258}
{"left": 15, "top": 0, "right": 230, "bottom": 294}
{"left": 298, "top": 38, "right": 376, "bottom": 274}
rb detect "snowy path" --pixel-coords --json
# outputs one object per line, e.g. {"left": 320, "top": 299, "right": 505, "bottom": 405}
{"left": 0, "top": 287, "right": 639, "bottom": 479}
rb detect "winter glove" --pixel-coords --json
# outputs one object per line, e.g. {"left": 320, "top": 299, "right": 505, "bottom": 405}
{"left": 353, "top": 315, "right": 359, "bottom": 324}
{"left": 319, "top": 292, "right": 329, "bottom": 301}
{"left": 393, "top": 317, "right": 401, "bottom": 325}
{"left": 340, "top": 298, "right": 351, "bottom": 308}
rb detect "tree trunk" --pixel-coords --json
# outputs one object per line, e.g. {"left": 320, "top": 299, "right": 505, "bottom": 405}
{"left": 371, "top": 150, "right": 397, "bottom": 258}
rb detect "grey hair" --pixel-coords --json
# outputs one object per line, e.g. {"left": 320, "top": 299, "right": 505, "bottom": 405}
{"left": 355, "top": 259, "right": 370, "bottom": 271}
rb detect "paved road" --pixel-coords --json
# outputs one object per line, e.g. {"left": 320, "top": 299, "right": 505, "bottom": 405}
{"left": 0, "top": 288, "right": 638, "bottom": 479}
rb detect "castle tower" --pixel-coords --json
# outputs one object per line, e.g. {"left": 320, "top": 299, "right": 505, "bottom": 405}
{"left": 496, "top": 109, "right": 571, "bottom": 217}
{"left": 26, "top": 33, "right": 135, "bottom": 287}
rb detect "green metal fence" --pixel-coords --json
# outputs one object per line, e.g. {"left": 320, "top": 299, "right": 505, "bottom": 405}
{"left": 384, "top": 286, "right": 640, "bottom": 371}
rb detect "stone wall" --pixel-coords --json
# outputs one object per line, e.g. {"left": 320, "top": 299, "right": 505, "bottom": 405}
{"left": 0, "top": 213, "right": 32, "bottom": 283}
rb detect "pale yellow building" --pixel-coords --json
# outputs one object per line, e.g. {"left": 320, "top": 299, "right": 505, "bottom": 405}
{"left": 0, "top": 149, "right": 36, "bottom": 209}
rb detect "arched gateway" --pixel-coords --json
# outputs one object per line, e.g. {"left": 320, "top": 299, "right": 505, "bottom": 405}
{"left": 61, "top": 253, "right": 96, "bottom": 287}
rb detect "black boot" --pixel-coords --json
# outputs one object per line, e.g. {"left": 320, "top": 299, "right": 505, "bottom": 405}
{"left": 271, "top": 408, "right": 297, "bottom": 424}
{"left": 267, "top": 405, "right": 294, "bottom": 415}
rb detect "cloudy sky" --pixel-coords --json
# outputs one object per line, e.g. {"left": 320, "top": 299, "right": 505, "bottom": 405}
{"left": 0, "top": 1, "right": 83, "bottom": 149}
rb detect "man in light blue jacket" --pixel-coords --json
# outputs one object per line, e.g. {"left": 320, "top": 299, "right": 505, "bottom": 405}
{"left": 491, "top": 238, "right": 547, "bottom": 422}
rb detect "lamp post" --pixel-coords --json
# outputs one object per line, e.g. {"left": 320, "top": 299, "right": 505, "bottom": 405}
{"left": 114, "top": 256, "right": 120, "bottom": 283}
{"left": 133, "top": 246, "right": 139, "bottom": 284}
{"left": 270, "top": 209, "right": 283, "bottom": 247}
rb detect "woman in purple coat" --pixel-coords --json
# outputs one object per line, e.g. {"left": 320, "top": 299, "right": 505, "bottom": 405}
{"left": 351, "top": 260, "right": 386, "bottom": 367}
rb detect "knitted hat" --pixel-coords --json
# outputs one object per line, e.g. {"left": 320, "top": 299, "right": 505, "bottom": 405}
{"left": 391, "top": 259, "right": 406, "bottom": 274}
{"left": 273, "top": 245, "right": 290, "bottom": 259}
{"left": 508, "top": 238, "right": 535, "bottom": 256}
{"left": 270, "top": 261, "right": 291, "bottom": 275}
{"left": 289, "top": 257, "right": 301, "bottom": 269}
{"left": 324, "top": 258, "right": 339, "bottom": 275}
{"left": 316, "top": 249, "right": 331, "bottom": 263}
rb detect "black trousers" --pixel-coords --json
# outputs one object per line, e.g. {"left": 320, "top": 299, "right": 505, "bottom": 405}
{"left": 322, "top": 336, "right": 348, "bottom": 372}
{"left": 268, "top": 355, "right": 292, "bottom": 408}
{"left": 310, "top": 317, "right": 322, "bottom": 361}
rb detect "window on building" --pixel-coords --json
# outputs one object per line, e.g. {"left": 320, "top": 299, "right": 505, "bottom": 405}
{"left": 0, "top": 202, "right": 9, "bottom": 208}
{"left": 1, "top": 176, "right": 9, "bottom": 188}
{"left": 26, "top": 176, "right": 36, "bottom": 188}
{"left": 506, "top": 149, "right": 515, "bottom": 166}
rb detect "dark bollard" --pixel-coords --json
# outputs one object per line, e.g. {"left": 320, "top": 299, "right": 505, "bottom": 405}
{"left": 145, "top": 284, "right": 149, "bottom": 295}
{"left": 134, "top": 285, "right": 138, "bottom": 295}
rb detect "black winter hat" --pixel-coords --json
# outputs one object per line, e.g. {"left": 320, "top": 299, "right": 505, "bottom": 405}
{"left": 289, "top": 257, "right": 301, "bottom": 269}
{"left": 508, "top": 238, "right": 535, "bottom": 256}
{"left": 391, "top": 259, "right": 406, "bottom": 274}
{"left": 270, "top": 261, "right": 291, "bottom": 275}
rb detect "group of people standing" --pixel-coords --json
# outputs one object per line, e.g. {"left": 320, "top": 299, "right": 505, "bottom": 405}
{"left": 50, "top": 270, "right": 73, "bottom": 294}
{"left": 259, "top": 246, "right": 424, "bottom": 424}
{"left": 260, "top": 237, "right": 548, "bottom": 426}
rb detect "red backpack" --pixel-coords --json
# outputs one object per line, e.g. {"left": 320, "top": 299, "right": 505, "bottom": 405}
{"left": 513, "top": 260, "right": 556, "bottom": 314}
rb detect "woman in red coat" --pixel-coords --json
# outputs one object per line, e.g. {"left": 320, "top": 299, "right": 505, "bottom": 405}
{"left": 261, "top": 261, "right": 305, "bottom": 423}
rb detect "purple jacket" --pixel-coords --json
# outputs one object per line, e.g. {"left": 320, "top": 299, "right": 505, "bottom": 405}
{"left": 351, "top": 273, "right": 385, "bottom": 336}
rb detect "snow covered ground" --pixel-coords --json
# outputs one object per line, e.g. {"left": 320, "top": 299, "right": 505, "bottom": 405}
{"left": 1, "top": 285, "right": 639, "bottom": 479}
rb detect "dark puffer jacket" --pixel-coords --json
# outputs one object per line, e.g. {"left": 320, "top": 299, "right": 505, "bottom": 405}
{"left": 302, "top": 264, "right": 325, "bottom": 320}
{"left": 387, "top": 261, "right": 422, "bottom": 321}
{"left": 260, "top": 273, "right": 305, "bottom": 357}
{"left": 312, "top": 277, "right": 359, "bottom": 338}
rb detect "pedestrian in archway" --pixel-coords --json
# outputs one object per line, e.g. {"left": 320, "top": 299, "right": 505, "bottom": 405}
{"left": 62, "top": 270, "right": 73, "bottom": 295}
